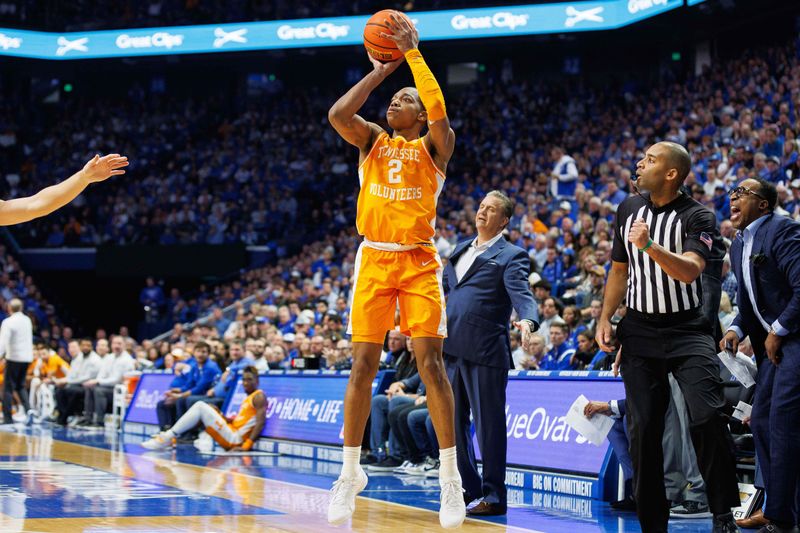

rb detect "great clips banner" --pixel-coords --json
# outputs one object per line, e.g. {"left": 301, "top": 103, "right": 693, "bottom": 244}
{"left": 124, "top": 373, "right": 175, "bottom": 425}
{"left": 0, "top": 0, "right": 683, "bottom": 60}
{"left": 476, "top": 372, "right": 625, "bottom": 475}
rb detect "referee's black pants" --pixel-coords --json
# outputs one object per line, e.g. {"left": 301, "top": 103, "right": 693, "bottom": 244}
{"left": 3, "top": 361, "right": 30, "bottom": 423}
{"left": 619, "top": 310, "right": 740, "bottom": 532}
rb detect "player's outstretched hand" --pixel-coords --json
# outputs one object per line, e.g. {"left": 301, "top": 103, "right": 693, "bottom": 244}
{"left": 381, "top": 12, "right": 419, "bottom": 53}
{"left": 81, "top": 154, "right": 129, "bottom": 183}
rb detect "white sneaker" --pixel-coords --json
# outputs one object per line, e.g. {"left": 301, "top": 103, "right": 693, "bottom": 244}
{"left": 425, "top": 459, "right": 440, "bottom": 478}
{"left": 393, "top": 460, "right": 414, "bottom": 474}
{"left": 403, "top": 461, "right": 427, "bottom": 476}
{"left": 193, "top": 433, "right": 214, "bottom": 452}
{"left": 141, "top": 432, "right": 174, "bottom": 450}
{"left": 439, "top": 478, "right": 466, "bottom": 529}
{"left": 327, "top": 469, "right": 368, "bottom": 526}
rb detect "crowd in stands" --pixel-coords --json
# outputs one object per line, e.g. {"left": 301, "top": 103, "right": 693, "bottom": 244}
{"left": 2, "top": 36, "right": 799, "bottom": 370}
{"left": 123, "top": 38, "right": 800, "bottom": 357}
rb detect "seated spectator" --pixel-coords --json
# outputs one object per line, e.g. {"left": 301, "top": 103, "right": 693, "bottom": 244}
{"left": 539, "top": 322, "right": 577, "bottom": 370}
{"left": 143, "top": 366, "right": 266, "bottom": 452}
{"left": 367, "top": 372, "right": 426, "bottom": 472}
{"left": 79, "top": 336, "right": 134, "bottom": 427}
{"left": 572, "top": 331, "right": 612, "bottom": 370}
{"left": 537, "top": 297, "right": 562, "bottom": 345}
{"left": 27, "top": 340, "right": 69, "bottom": 421}
{"left": 202, "top": 341, "right": 253, "bottom": 409}
{"left": 512, "top": 332, "right": 546, "bottom": 370}
{"left": 561, "top": 305, "right": 586, "bottom": 348}
{"left": 382, "top": 330, "right": 415, "bottom": 377}
{"left": 55, "top": 338, "right": 101, "bottom": 426}
{"left": 389, "top": 393, "right": 431, "bottom": 475}
{"left": 156, "top": 341, "right": 220, "bottom": 431}
{"left": 323, "top": 339, "right": 353, "bottom": 370}
{"left": 404, "top": 407, "right": 440, "bottom": 477}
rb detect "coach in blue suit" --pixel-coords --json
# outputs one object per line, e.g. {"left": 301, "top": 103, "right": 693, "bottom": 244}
{"left": 443, "top": 190, "right": 539, "bottom": 516}
{"left": 721, "top": 177, "right": 800, "bottom": 533}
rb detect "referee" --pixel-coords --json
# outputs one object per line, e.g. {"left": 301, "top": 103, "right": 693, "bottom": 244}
{"left": 0, "top": 299, "right": 33, "bottom": 424}
{"left": 596, "top": 142, "right": 739, "bottom": 533}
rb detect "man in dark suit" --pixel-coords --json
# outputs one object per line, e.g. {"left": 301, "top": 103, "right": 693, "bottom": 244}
{"left": 443, "top": 190, "right": 539, "bottom": 516}
{"left": 721, "top": 177, "right": 800, "bottom": 533}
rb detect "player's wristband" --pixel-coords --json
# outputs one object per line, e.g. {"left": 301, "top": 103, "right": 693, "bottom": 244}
{"left": 639, "top": 239, "right": 653, "bottom": 252}
{"left": 242, "top": 439, "right": 254, "bottom": 451}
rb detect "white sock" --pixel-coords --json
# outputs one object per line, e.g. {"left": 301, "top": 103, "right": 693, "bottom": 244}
{"left": 341, "top": 446, "right": 362, "bottom": 478}
{"left": 438, "top": 446, "right": 460, "bottom": 483}
{"left": 163, "top": 429, "right": 176, "bottom": 439}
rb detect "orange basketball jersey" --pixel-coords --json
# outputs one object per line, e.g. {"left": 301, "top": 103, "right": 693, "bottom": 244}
{"left": 356, "top": 133, "right": 445, "bottom": 245}
{"left": 231, "top": 390, "right": 260, "bottom": 436}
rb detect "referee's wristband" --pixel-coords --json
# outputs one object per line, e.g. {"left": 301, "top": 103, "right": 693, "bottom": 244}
{"left": 638, "top": 238, "right": 653, "bottom": 252}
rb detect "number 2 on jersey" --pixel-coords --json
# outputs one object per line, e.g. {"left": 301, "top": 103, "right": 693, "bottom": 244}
{"left": 387, "top": 159, "right": 402, "bottom": 184}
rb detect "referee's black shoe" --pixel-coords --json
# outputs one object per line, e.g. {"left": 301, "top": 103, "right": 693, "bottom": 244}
{"left": 756, "top": 524, "right": 800, "bottom": 533}
{"left": 610, "top": 495, "right": 636, "bottom": 512}
{"left": 712, "top": 512, "right": 740, "bottom": 532}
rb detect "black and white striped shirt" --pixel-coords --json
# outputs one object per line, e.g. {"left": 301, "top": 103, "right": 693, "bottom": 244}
{"left": 611, "top": 192, "right": 717, "bottom": 315}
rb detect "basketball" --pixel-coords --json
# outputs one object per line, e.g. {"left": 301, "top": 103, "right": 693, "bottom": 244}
{"left": 363, "top": 10, "right": 411, "bottom": 62}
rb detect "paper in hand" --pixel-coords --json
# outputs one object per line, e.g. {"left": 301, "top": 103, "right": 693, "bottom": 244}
{"left": 732, "top": 401, "right": 752, "bottom": 422}
{"left": 565, "top": 394, "right": 614, "bottom": 446}
{"left": 717, "top": 351, "right": 756, "bottom": 388}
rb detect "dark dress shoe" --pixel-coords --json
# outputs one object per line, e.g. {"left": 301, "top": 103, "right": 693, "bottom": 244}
{"left": 756, "top": 524, "right": 800, "bottom": 533}
{"left": 737, "top": 509, "right": 769, "bottom": 529}
{"left": 466, "top": 500, "right": 507, "bottom": 516}
{"left": 610, "top": 495, "right": 637, "bottom": 512}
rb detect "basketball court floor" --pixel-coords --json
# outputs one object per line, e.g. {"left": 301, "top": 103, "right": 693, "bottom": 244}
{"left": 0, "top": 426, "right": 715, "bottom": 532}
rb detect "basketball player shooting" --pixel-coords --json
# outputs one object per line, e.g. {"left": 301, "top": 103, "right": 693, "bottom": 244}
{"left": 326, "top": 12, "right": 464, "bottom": 529}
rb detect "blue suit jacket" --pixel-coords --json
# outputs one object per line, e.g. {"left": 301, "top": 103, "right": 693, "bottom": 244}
{"left": 731, "top": 213, "right": 800, "bottom": 359}
{"left": 443, "top": 236, "right": 539, "bottom": 369}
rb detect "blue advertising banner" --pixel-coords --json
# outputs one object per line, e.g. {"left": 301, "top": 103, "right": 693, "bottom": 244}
{"left": 124, "top": 373, "right": 175, "bottom": 425}
{"left": 225, "top": 371, "right": 348, "bottom": 445}
{"left": 0, "top": 0, "right": 684, "bottom": 60}
{"left": 223, "top": 369, "right": 395, "bottom": 446}
{"left": 475, "top": 372, "right": 625, "bottom": 475}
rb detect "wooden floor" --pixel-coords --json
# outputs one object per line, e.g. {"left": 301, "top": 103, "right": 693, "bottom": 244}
{"left": 0, "top": 431, "right": 533, "bottom": 533}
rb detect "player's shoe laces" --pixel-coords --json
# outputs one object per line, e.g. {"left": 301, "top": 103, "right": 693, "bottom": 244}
{"left": 327, "top": 468, "right": 368, "bottom": 525}
{"left": 141, "top": 432, "right": 173, "bottom": 450}
{"left": 439, "top": 478, "right": 466, "bottom": 529}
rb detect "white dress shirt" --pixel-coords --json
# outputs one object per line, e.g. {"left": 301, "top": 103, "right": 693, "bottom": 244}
{"left": 96, "top": 351, "right": 135, "bottom": 387}
{"left": 67, "top": 351, "right": 102, "bottom": 384}
{"left": 454, "top": 232, "right": 504, "bottom": 282}
{"left": 0, "top": 311, "right": 33, "bottom": 363}
{"left": 728, "top": 214, "right": 788, "bottom": 339}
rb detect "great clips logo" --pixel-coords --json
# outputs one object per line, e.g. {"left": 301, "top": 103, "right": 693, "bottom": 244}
{"left": 451, "top": 12, "right": 530, "bottom": 32}
{"left": 115, "top": 31, "right": 184, "bottom": 50}
{"left": 276, "top": 22, "right": 350, "bottom": 41}
{"left": 0, "top": 33, "right": 21, "bottom": 50}
{"left": 627, "top": 0, "right": 669, "bottom": 14}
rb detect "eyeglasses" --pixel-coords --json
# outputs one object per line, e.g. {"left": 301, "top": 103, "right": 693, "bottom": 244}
{"left": 728, "top": 186, "right": 766, "bottom": 200}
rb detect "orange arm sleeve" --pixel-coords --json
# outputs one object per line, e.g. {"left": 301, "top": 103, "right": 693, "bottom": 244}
{"left": 404, "top": 48, "right": 446, "bottom": 122}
